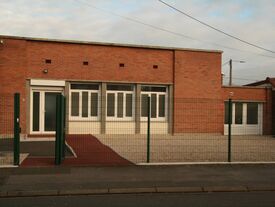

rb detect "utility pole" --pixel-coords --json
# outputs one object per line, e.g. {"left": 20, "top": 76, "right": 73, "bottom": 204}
{"left": 229, "top": 59, "right": 232, "bottom": 86}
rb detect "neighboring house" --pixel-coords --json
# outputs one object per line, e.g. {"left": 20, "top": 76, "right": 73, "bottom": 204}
{"left": 0, "top": 35, "right": 273, "bottom": 137}
{"left": 245, "top": 77, "right": 275, "bottom": 135}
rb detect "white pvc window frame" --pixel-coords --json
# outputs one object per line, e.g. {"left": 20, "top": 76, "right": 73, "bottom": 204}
{"left": 69, "top": 88, "right": 100, "bottom": 121}
{"left": 224, "top": 102, "right": 263, "bottom": 135}
{"left": 30, "top": 86, "right": 64, "bottom": 134}
{"left": 140, "top": 89, "right": 168, "bottom": 122}
{"left": 106, "top": 90, "right": 135, "bottom": 121}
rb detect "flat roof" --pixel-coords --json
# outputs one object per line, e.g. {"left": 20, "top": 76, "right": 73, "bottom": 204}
{"left": 0, "top": 35, "right": 223, "bottom": 53}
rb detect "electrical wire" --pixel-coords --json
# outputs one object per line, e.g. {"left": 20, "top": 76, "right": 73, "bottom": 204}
{"left": 74, "top": 0, "right": 275, "bottom": 59}
{"left": 158, "top": 0, "right": 275, "bottom": 54}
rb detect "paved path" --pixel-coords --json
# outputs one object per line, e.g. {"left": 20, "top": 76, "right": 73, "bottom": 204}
{"left": 1, "top": 164, "right": 275, "bottom": 197}
{"left": 20, "top": 135, "right": 133, "bottom": 167}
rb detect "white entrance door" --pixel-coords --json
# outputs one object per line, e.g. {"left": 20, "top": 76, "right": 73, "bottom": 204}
{"left": 30, "top": 88, "right": 63, "bottom": 134}
{"left": 224, "top": 102, "right": 263, "bottom": 135}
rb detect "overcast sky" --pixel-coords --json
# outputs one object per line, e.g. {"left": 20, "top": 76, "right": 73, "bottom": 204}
{"left": 1, "top": 0, "right": 275, "bottom": 85}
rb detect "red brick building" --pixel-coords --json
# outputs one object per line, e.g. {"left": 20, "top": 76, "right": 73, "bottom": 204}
{"left": 0, "top": 35, "right": 273, "bottom": 137}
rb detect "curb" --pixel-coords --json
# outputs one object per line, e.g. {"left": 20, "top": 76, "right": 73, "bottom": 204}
{"left": 1, "top": 186, "right": 275, "bottom": 198}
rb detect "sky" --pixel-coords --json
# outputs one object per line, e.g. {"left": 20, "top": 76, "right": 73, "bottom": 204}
{"left": 1, "top": 0, "right": 275, "bottom": 85}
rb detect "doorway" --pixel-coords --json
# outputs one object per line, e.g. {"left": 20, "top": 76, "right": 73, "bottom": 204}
{"left": 30, "top": 88, "right": 63, "bottom": 134}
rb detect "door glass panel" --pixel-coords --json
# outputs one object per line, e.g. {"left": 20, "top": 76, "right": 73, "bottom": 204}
{"left": 224, "top": 102, "right": 229, "bottom": 124}
{"left": 32, "top": 92, "right": 40, "bottom": 131}
{"left": 117, "top": 93, "right": 124, "bottom": 118}
{"left": 159, "top": 95, "right": 165, "bottom": 117}
{"left": 235, "top": 103, "right": 243, "bottom": 124}
{"left": 82, "top": 92, "right": 88, "bottom": 117}
{"left": 126, "top": 94, "right": 133, "bottom": 117}
{"left": 141, "top": 94, "right": 148, "bottom": 117}
{"left": 151, "top": 94, "right": 157, "bottom": 118}
{"left": 247, "top": 103, "right": 258, "bottom": 124}
{"left": 44, "top": 92, "right": 60, "bottom": 131}
{"left": 91, "top": 93, "right": 98, "bottom": 116}
{"left": 107, "top": 93, "right": 115, "bottom": 117}
{"left": 71, "top": 92, "right": 79, "bottom": 116}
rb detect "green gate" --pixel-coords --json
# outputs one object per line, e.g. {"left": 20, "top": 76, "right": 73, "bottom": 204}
{"left": 55, "top": 94, "right": 66, "bottom": 165}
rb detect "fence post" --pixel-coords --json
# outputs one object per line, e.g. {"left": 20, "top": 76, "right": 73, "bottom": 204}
{"left": 228, "top": 98, "right": 232, "bottom": 162}
{"left": 13, "top": 93, "right": 20, "bottom": 166}
{"left": 147, "top": 96, "right": 151, "bottom": 163}
{"left": 55, "top": 94, "right": 62, "bottom": 165}
{"left": 61, "top": 96, "right": 66, "bottom": 161}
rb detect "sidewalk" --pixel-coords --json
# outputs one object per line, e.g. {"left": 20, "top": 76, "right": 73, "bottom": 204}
{"left": 1, "top": 164, "right": 275, "bottom": 197}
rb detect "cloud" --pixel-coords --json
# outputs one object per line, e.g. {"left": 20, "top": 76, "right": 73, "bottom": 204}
{"left": 0, "top": 0, "right": 274, "bottom": 84}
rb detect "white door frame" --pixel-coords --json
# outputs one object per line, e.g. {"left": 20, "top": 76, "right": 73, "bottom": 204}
{"left": 224, "top": 102, "right": 263, "bottom": 135}
{"left": 30, "top": 87, "right": 64, "bottom": 134}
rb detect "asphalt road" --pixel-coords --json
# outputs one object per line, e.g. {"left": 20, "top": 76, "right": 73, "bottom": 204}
{"left": 1, "top": 192, "right": 275, "bottom": 207}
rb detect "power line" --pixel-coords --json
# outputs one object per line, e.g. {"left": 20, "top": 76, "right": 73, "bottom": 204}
{"left": 74, "top": 0, "right": 275, "bottom": 59}
{"left": 223, "top": 77, "right": 259, "bottom": 81}
{"left": 158, "top": 0, "right": 275, "bottom": 54}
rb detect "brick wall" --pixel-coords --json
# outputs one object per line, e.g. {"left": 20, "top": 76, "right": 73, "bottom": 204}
{"left": 0, "top": 38, "right": 175, "bottom": 134}
{"left": 0, "top": 39, "right": 27, "bottom": 134}
{"left": 25, "top": 40, "right": 174, "bottom": 83}
{"left": 222, "top": 86, "right": 272, "bottom": 135}
{"left": 173, "top": 50, "right": 223, "bottom": 133}
{"left": 3, "top": 37, "right": 271, "bottom": 136}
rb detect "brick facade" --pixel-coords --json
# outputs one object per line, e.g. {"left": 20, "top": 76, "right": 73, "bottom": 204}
{"left": 0, "top": 35, "right": 273, "bottom": 136}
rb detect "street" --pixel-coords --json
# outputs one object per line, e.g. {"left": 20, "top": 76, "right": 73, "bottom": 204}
{"left": 1, "top": 192, "right": 275, "bottom": 207}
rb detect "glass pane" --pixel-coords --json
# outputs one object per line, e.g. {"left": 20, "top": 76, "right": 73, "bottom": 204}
{"left": 107, "top": 85, "right": 133, "bottom": 91}
{"left": 71, "top": 84, "right": 99, "bottom": 90}
{"left": 82, "top": 92, "right": 88, "bottom": 117}
{"left": 126, "top": 94, "right": 133, "bottom": 117}
{"left": 247, "top": 103, "right": 258, "bottom": 124}
{"left": 45, "top": 92, "right": 60, "bottom": 131}
{"left": 224, "top": 102, "right": 228, "bottom": 124}
{"left": 107, "top": 93, "right": 115, "bottom": 117}
{"left": 141, "top": 86, "right": 166, "bottom": 92}
{"left": 71, "top": 92, "right": 79, "bottom": 116}
{"left": 141, "top": 94, "right": 148, "bottom": 117}
{"left": 151, "top": 94, "right": 157, "bottom": 118}
{"left": 32, "top": 92, "right": 40, "bottom": 131}
{"left": 117, "top": 93, "right": 124, "bottom": 118}
{"left": 235, "top": 103, "right": 243, "bottom": 124}
{"left": 159, "top": 95, "right": 165, "bottom": 117}
{"left": 91, "top": 93, "right": 98, "bottom": 116}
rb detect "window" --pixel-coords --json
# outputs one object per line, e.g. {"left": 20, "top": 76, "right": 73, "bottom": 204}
{"left": 224, "top": 102, "right": 229, "bottom": 124}
{"left": 141, "top": 86, "right": 167, "bottom": 121}
{"left": 235, "top": 102, "right": 243, "bottom": 124}
{"left": 247, "top": 103, "right": 258, "bottom": 124}
{"left": 119, "top": 63, "right": 125, "bottom": 68}
{"left": 224, "top": 102, "right": 260, "bottom": 125}
{"left": 70, "top": 84, "right": 100, "bottom": 120}
{"left": 45, "top": 59, "right": 51, "bottom": 64}
{"left": 32, "top": 92, "right": 40, "bottom": 131}
{"left": 106, "top": 84, "right": 134, "bottom": 120}
{"left": 71, "top": 92, "right": 79, "bottom": 116}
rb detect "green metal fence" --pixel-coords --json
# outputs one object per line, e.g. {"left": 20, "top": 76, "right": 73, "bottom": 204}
{"left": 0, "top": 93, "right": 20, "bottom": 166}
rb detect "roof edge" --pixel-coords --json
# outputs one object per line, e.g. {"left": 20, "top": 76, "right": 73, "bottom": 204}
{"left": 0, "top": 35, "right": 223, "bottom": 53}
{"left": 222, "top": 85, "right": 269, "bottom": 89}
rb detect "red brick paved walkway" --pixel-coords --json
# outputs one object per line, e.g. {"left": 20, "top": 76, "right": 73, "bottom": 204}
{"left": 21, "top": 135, "right": 133, "bottom": 167}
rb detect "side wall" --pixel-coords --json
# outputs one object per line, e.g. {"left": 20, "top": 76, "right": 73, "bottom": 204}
{"left": 173, "top": 50, "right": 223, "bottom": 133}
{"left": 0, "top": 39, "right": 27, "bottom": 135}
{"left": 222, "top": 86, "right": 272, "bottom": 135}
{"left": 0, "top": 38, "right": 174, "bottom": 135}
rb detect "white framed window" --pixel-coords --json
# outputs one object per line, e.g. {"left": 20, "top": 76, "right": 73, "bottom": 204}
{"left": 69, "top": 84, "right": 100, "bottom": 121}
{"left": 106, "top": 84, "right": 134, "bottom": 121}
{"left": 224, "top": 102, "right": 260, "bottom": 125}
{"left": 30, "top": 86, "right": 64, "bottom": 134}
{"left": 141, "top": 86, "right": 167, "bottom": 121}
